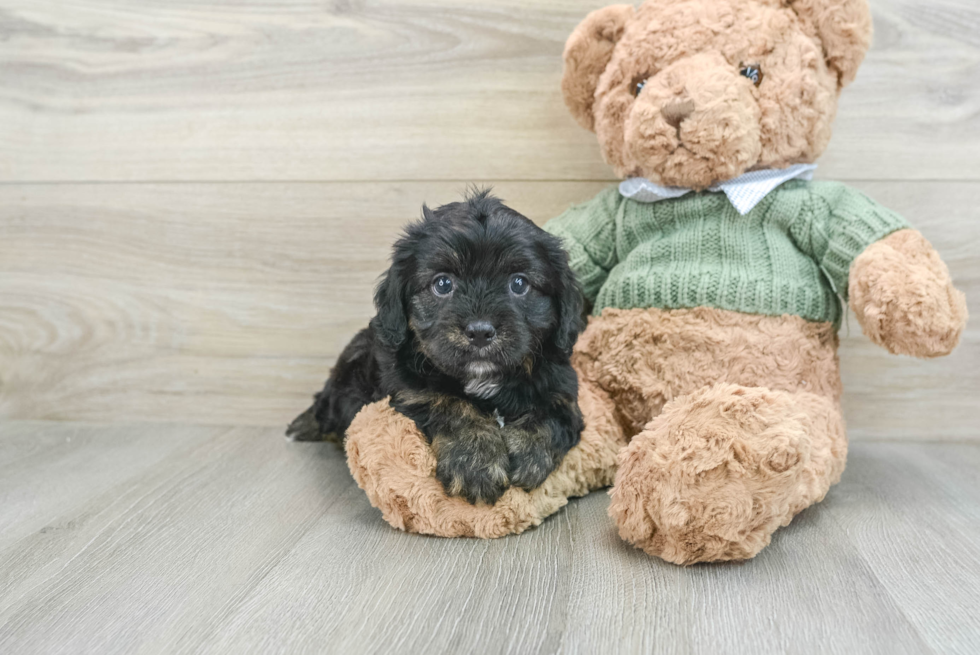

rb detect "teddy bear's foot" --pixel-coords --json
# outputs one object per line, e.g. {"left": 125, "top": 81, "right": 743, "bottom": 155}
{"left": 608, "top": 384, "right": 846, "bottom": 565}
{"left": 344, "top": 377, "right": 626, "bottom": 538}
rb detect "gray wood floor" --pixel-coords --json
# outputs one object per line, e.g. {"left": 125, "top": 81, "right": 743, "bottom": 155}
{"left": 2, "top": 1, "right": 978, "bottom": 653}
{"left": 1, "top": 422, "right": 978, "bottom": 654}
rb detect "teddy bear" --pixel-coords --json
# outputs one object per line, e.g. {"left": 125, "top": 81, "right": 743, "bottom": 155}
{"left": 343, "top": 0, "right": 967, "bottom": 564}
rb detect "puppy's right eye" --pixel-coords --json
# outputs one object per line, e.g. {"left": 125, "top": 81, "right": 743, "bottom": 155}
{"left": 509, "top": 275, "right": 530, "bottom": 296}
{"left": 431, "top": 274, "right": 454, "bottom": 296}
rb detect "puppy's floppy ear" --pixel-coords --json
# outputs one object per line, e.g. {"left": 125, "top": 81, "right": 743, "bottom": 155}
{"left": 548, "top": 242, "right": 586, "bottom": 356}
{"left": 371, "top": 261, "right": 409, "bottom": 351}
{"left": 785, "top": 0, "right": 873, "bottom": 88}
{"left": 562, "top": 4, "right": 634, "bottom": 132}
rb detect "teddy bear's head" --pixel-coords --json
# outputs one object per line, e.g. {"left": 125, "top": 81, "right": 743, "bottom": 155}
{"left": 563, "top": 0, "right": 872, "bottom": 189}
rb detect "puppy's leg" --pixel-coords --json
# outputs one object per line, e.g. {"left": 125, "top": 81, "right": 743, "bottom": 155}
{"left": 396, "top": 392, "right": 510, "bottom": 505}
{"left": 286, "top": 327, "right": 381, "bottom": 442}
{"left": 432, "top": 427, "right": 511, "bottom": 505}
{"left": 503, "top": 396, "right": 584, "bottom": 491}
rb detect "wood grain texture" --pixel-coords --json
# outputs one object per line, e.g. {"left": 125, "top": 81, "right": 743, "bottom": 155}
{"left": 0, "top": 1, "right": 977, "bottom": 652}
{"left": 825, "top": 444, "right": 980, "bottom": 654}
{"left": 0, "top": 1, "right": 977, "bottom": 435}
{"left": 1, "top": 421, "right": 978, "bottom": 654}
{"left": 0, "top": 0, "right": 979, "bottom": 182}
{"left": 0, "top": 422, "right": 358, "bottom": 654}
{"left": 1, "top": 180, "right": 976, "bottom": 436}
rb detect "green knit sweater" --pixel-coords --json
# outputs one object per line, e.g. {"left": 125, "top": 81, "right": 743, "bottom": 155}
{"left": 544, "top": 180, "right": 909, "bottom": 326}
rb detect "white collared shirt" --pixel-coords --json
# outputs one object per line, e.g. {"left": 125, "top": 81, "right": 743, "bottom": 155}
{"left": 619, "top": 163, "right": 818, "bottom": 215}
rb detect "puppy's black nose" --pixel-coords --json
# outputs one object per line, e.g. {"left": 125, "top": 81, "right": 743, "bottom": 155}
{"left": 465, "top": 321, "right": 496, "bottom": 348}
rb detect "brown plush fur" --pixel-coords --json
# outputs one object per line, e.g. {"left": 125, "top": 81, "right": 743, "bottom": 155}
{"left": 346, "top": 373, "right": 625, "bottom": 538}
{"left": 339, "top": 0, "right": 967, "bottom": 565}
{"left": 569, "top": 307, "right": 847, "bottom": 564}
{"left": 571, "top": 307, "right": 842, "bottom": 437}
{"left": 345, "top": 307, "right": 847, "bottom": 563}
{"left": 562, "top": 4, "right": 635, "bottom": 132}
{"left": 850, "top": 229, "right": 968, "bottom": 358}
{"left": 562, "top": 0, "right": 872, "bottom": 189}
{"left": 609, "top": 384, "right": 846, "bottom": 564}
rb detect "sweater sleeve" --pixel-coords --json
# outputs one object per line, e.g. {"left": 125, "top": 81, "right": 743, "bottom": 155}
{"left": 791, "top": 182, "right": 910, "bottom": 301}
{"left": 543, "top": 187, "right": 621, "bottom": 305}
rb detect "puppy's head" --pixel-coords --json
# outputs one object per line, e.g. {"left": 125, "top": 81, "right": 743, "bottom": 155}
{"left": 372, "top": 190, "right": 583, "bottom": 395}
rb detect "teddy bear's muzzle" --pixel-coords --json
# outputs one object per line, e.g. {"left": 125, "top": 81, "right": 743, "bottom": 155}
{"left": 621, "top": 52, "right": 763, "bottom": 190}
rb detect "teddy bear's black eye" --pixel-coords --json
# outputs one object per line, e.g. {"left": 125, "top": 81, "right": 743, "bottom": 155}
{"left": 631, "top": 74, "right": 649, "bottom": 97}
{"left": 432, "top": 274, "right": 454, "bottom": 296}
{"left": 509, "top": 275, "right": 530, "bottom": 296}
{"left": 740, "top": 65, "right": 763, "bottom": 86}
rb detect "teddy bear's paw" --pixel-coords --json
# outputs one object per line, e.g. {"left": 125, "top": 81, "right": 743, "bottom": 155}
{"left": 608, "top": 384, "right": 847, "bottom": 565}
{"left": 850, "top": 229, "right": 968, "bottom": 358}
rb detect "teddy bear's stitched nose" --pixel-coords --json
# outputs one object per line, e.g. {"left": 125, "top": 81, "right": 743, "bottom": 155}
{"left": 662, "top": 99, "right": 696, "bottom": 129}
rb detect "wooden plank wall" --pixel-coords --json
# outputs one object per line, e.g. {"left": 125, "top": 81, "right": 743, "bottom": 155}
{"left": 0, "top": 0, "right": 977, "bottom": 439}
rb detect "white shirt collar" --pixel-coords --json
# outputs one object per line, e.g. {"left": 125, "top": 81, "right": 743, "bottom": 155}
{"left": 618, "top": 164, "right": 817, "bottom": 215}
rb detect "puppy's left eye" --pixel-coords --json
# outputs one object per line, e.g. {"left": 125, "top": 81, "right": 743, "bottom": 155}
{"left": 432, "top": 274, "right": 454, "bottom": 296}
{"left": 509, "top": 275, "right": 530, "bottom": 296}
{"left": 740, "top": 64, "right": 763, "bottom": 86}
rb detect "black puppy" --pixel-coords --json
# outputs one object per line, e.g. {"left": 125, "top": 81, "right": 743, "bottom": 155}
{"left": 287, "top": 190, "right": 585, "bottom": 504}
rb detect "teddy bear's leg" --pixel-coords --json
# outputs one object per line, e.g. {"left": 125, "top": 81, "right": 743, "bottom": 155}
{"left": 344, "top": 376, "right": 626, "bottom": 539}
{"left": 561, "top": 374, "right": 629, "bottom": 490}
{"left": 608, "top": 383, "right": 846, "bottom": 565}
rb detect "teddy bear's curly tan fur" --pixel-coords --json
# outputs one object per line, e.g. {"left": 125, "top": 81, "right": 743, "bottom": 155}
{"left": 563, "top": 0, "right": 870, "bottom": 189}
{"left": 344, "top": 0, "right": 967, "bottom": 564}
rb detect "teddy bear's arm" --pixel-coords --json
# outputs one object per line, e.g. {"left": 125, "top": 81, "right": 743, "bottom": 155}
{"left": 543, "top": 187, "right": 622, "bottom": 306}
{"left": 790, "top": 182, "right": 909, "bottom": 298}
{"left": 849, "top": 229, "right": 967, "bottom": 358}
{"left": 796, "top": 182, "right": 966, "bottom": 357}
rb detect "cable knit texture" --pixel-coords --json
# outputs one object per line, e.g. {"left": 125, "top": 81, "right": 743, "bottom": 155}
{"left": 544, "top": 180, "right": 909, "bottom": 326}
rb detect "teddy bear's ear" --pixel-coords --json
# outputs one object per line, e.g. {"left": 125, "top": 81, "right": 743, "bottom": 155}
{"left": 562, "top": 4, "right": 634, "bottom": 131}
{"left": 787, "top": 0, "right": 873, "bottom": 88}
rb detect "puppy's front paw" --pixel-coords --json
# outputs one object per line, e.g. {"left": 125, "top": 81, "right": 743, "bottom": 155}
{"left": 504, "top": 425, "right": 559, "bottom": 491}
{"left": 507, "top": 446, "right": 555, "bottom": 492}
{"left": 434, "top": 438, "right": 510, "bottom": 505}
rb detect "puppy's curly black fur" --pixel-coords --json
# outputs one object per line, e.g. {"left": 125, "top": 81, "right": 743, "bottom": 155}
{"left": 287, "top": 190, "right": 586, "bottom": 505}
